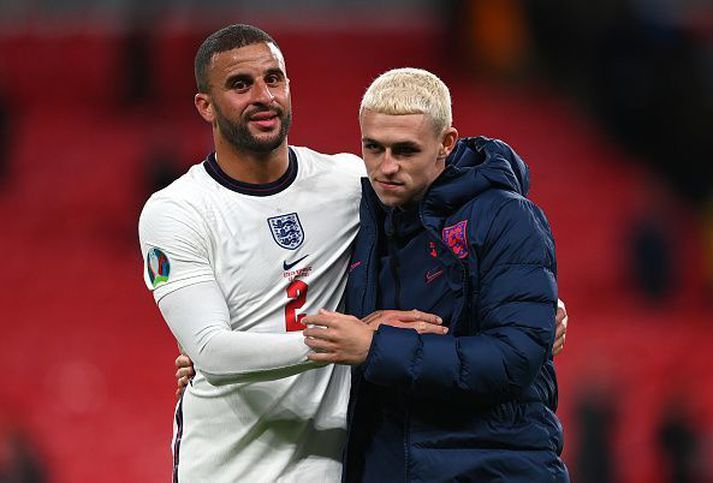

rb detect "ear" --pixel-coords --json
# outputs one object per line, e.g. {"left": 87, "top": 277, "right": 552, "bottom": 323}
{"left": 438, "top": 127, "right": 459, "bottom": 160}
{"left": 194, "top": 93, "right": 215, "bottom": 124}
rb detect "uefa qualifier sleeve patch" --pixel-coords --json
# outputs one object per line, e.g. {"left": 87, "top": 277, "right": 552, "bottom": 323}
{"left": 147, "top": 247, "right": 171, "bottom": 287}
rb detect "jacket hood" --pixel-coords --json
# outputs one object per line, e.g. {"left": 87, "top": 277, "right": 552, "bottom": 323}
{"left": 421, "top": 136, "right": 530, "bottom": 220}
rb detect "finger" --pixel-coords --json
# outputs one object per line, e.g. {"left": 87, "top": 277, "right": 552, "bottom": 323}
{"left": 385, "top": 309, "right": 442, "bottom": 325}
{"left": 304, "top": 338, "right": 338, "bottom": 353}
{"left": 177, "top": 376, "right": 189, "bottom": 389}
{"left": 302, "top": 313, "right": 340, "bottom": 327}
{"left": 415, "top": 322, "right": 449, "bottom": 335}
{"left": 555, "top": 319, "right": 566, "bottom": 340}
{"left": 176, "top": 354, "right": 191, "bottom": 368}
{"left": 361, "top": 311, "right": 383, "bottom": 325}
{"left": 303, "top": 327, "right": 338, "bottom": 341}
{"left": 307, "top": 352, "right": 337, "bottom": 363}
{"left": 176, "top": 367, "right": 194, "bottom": 379}
{"left": 302, "top": 314, "right": 324, "bottom": 326}
{"left": 553, "top": 334, "right": 566, "bottom": 356}
{"left": 557, "top": 298, "right": 567, "bottom": 313}
{"left": 318, "top": 309, "right": 358, "bottom": 322}
{"left": 555, "top": 306, "right": 568, "bottom": 326}
{"left": 410, "top": 309, "right": 443, "bottom": 325}
{"left": 387, "top": 321, "right": 448, "bottom": 335}
{"left": 553, "top": 339, "right": 564, "bottom": 356}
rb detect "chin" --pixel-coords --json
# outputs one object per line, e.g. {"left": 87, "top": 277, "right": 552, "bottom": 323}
{"left": 376, "top": 193, "right": 401, "bottom": 208}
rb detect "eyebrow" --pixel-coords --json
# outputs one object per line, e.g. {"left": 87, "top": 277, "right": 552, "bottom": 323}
{"left": 362, "top": 138, "right": 421, "bottom": 149}
{"left": 224, "top": 67, "right": 285, "bottom": 88}
{"left": 264, "top": 67, "right": 285, "bottom": 78}
{"left": 392, "top": 141, "right": 421, "bottom": 150}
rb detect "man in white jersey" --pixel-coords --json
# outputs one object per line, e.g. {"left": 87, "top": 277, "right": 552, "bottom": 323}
{"left": 139, "top": 24, "right": 447, "bottom": 482}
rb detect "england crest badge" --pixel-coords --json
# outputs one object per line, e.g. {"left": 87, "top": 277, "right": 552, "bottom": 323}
{"left": 442, "top": 220, "right": 469, "bottom": 259}
{"left": 267, "top": 213, "right": 305, "bottom": 250}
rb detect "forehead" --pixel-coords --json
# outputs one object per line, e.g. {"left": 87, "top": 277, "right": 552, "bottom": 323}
{"left": 208, "top": 42, "right": 286, "bottom": 81}
{"left": 360, "top": 111, "right": 437, "bottom": 143}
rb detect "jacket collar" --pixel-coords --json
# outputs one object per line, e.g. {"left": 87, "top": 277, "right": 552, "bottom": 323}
{"left": 420, "top": 136, "right": 530, "bottom": 228}
{"left": 360, "top": 136, "right": 530, "bottom": 231}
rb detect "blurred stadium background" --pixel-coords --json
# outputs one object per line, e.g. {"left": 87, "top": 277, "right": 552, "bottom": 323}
{"left": 1, "top": 1, "right": 712, "bottom": 482}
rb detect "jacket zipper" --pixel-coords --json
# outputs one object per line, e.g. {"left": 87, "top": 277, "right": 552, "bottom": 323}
{"left": 388, "top": 236, "right": 402, "bottom": 309}
{"left": 385, "top": 213, "right": 402, "bottom": 309}
{"left": 387, "top": 223, "right": 409, "bottom": 480}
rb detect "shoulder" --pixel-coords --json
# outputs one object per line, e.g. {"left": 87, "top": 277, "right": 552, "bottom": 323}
{"left": 458, "top": 189, "right": 542, "bottom": 227}
{"left": 449, "top": 191, "right": 553, "bottom": 259}
{"left": 139, "top": 165, "right": 213, "bottom": 236}
{"left": 292, "top": 146, "right": 366, "bottom": 178}
{"left": 476, "top": 194, "right": 555, "bottom": 267}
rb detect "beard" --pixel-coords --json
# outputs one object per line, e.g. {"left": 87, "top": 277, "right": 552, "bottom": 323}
{"left": 214, "top": 103, "right": 292, "bottom": 154}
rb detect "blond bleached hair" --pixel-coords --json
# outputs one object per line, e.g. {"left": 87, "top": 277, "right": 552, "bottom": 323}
{"left": 359, "top": 67, "right": 452, "bottom": 134}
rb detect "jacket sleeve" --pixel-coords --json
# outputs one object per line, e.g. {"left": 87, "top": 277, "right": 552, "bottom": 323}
{"left": 360, "top": 198, "right": 557, "bottom": 403}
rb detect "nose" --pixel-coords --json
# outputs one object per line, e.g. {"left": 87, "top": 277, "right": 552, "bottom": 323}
{"left": 380, "top": 151, "right": 399, "bottom": 175}
{"left": 251, "top": 80, "right": 275, "bottom": 105}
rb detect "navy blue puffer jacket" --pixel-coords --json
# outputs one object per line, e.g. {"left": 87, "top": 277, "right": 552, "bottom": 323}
{"left": 343, "top": 137, "right": 568, "bottom": 482}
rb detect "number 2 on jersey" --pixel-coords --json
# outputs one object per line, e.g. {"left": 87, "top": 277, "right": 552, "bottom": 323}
{"left": 285, "top": 280, "right": 309, "bottom": 331}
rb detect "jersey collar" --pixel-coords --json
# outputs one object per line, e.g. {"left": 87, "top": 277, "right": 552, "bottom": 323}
{"left": 203, "top": 148, "right": 298, "bottom": 196}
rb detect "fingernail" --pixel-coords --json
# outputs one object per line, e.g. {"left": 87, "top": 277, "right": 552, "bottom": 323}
{"left": 436, "top": 317, "right": 443, "bottom": 324}
{"left": 442, "top": 327, "right": 448, "bottom": 334}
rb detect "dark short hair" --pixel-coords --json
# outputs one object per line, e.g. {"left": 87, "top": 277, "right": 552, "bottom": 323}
{"left": 194, "top": 24, "right": 279, "bottom": 93}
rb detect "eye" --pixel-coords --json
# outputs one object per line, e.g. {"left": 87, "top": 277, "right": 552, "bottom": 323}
{"left": 363, "top": 142, "right": 382, "bottom": 152}
{"left": 393, "top": 146, "right": 418, "bottom": 157}
{"left": 231, "top": 79, "right": 250, "bottom": 91}
{"left": 265, "top": 73, "right": 282, "bottom": 86}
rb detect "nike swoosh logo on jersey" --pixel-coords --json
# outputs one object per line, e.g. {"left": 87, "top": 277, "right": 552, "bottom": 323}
{"left": 283, "top": 255, "right": 309, "bottom": 271}
{"left": 425, "top": 268, "right": 444, "bottom": 284}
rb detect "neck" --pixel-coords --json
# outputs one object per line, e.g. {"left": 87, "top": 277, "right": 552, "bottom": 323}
{"left": 213, "top": 137, "right": 290, "bottom": 184}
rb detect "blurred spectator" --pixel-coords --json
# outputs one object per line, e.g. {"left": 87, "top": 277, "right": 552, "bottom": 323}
{"left": 656, "top": 398, "right": 705, "bottom": 483}
{"left": 118, "top": 2, "right": 157, "bottom": 108}
{"left": 142, "top": 139, "right": 181, "bottom": 201}
{"left": 453, "top": 0, "right": 530, "bottom": 78}
{"left": 0, "top": 86, "right": 11, "bottom": 187}
{"left": 706, "top": 197, "right": 713, "bottom": 298}
{"left": 0, "top": 419, "right": 46, "bottom": 483}
{"left": 627, "top": 179, "right": 679, "bottom": 304}
{"left": 628, "top": 213, "right": 675, "bottom": 303}
{"left": 574, "top": 379, "right": 618, "bottom": 483}
{"left": 524, "top": 0, "right": 713, "bottom": 205}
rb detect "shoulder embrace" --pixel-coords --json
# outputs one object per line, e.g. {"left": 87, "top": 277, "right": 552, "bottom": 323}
{"left": 332, "top": 152, "right": 366, "bottom": 177}
{"left": 293, "top": 146, "right": 366, "bottom": 178}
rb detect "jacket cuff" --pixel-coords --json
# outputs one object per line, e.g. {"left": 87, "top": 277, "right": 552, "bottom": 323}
{"left": 361, "top": 325, "right": 421, "bottom": 389}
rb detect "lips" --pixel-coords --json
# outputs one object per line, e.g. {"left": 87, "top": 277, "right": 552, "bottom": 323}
{"left": 250, "top": 111, "right": 277, "bottom": 121}
{"left": 247, "top": 110, "right": 280, "bottom": 129}
{"left": 375, "top": 180, "right": 403, "bottom": 191}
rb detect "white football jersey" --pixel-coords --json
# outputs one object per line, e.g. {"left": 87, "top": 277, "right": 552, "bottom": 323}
{"left": 139, "top": 146, "right": 365, "bottom": 482}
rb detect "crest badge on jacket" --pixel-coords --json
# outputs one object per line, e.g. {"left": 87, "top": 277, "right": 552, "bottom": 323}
{"left": 442, "top": 220, "right": 469, "bottom": 259}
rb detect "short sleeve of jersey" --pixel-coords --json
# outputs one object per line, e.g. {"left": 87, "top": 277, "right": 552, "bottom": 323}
{"left": 139, "top": 195, "right": 215, "bottom": 303}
